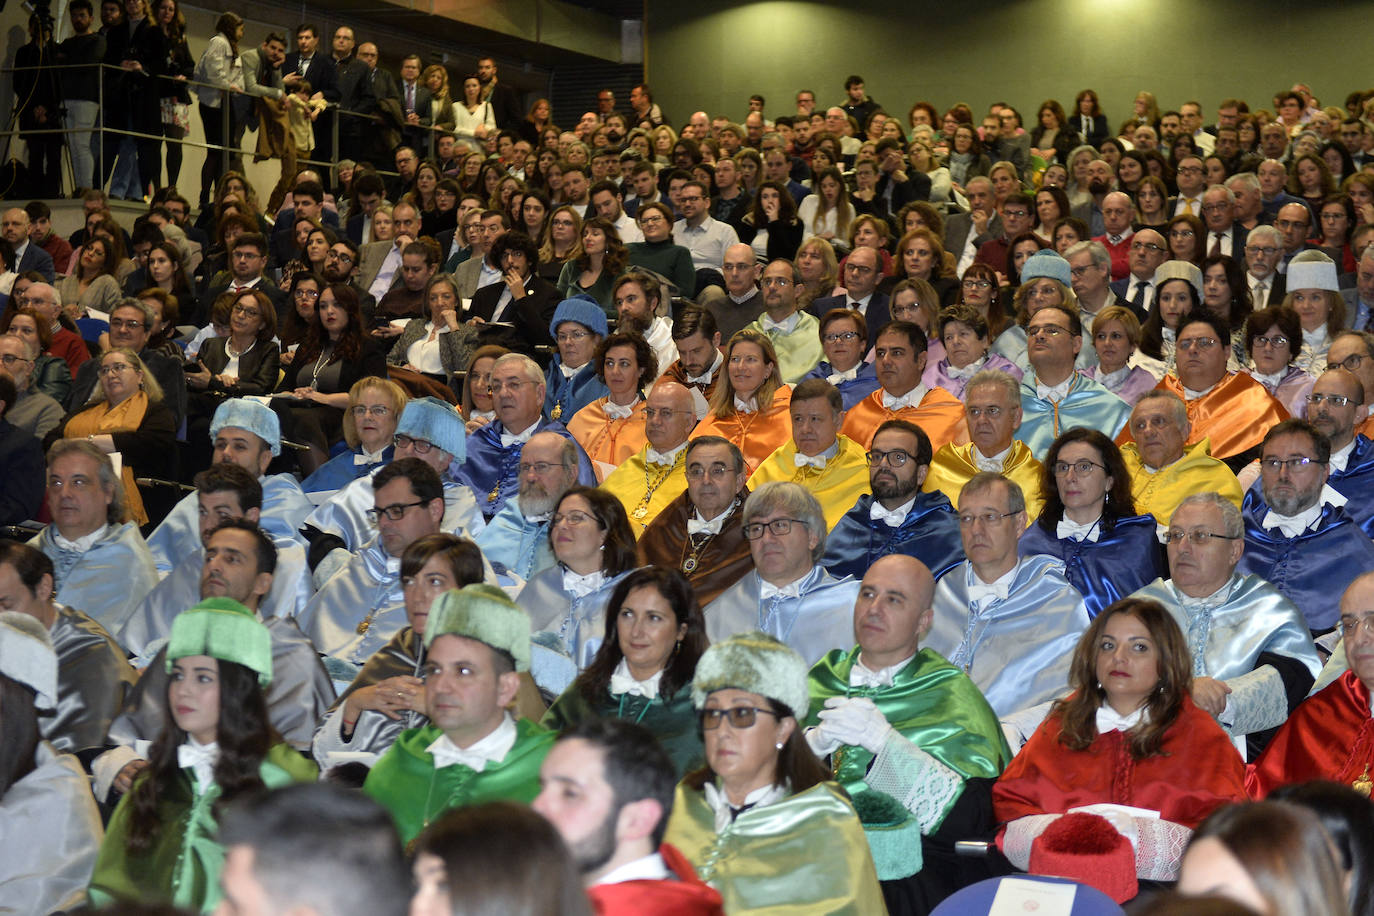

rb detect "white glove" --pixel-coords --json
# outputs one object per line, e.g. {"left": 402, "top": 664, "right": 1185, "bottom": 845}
{"left": 805, "top": 725, "right": 842, "bottom": 758}
{"left": 1067, "top": 804, "right": 1142, "bottom": 852}
{"left": 816, "top": 696, "right": 894, "bottom": 755}
{"left": 312, "top": 548, "right": 351, "bottom": 590}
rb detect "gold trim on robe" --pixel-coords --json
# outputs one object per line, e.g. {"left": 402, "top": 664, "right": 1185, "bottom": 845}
{"left": 602, "top": 446, "right": 689, "bottom": 537}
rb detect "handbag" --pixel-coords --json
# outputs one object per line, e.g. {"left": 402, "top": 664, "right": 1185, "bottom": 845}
{"left": 161, "top": 97, "right": 192, "bottom": 132}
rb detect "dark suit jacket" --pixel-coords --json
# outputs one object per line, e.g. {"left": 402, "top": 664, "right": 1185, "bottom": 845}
{"left": 283, "top": 52, "right": 339, "bottom": 102}
{"left": 17, "top": 244, "right": 55, "bottom": 283}
{"left": 0, "top": 418, "right": 44, "bottom": 524}
{"left": 944, "top": 212, "right": 1002, "bottom": 261}
{"left": 467, "top": 273, "right": 560, "bottom": 357}
{"left": 1108, "top": 277, "right": 1151, "bottom": 322}
{"left": 806, "top": 292, "right": 892, "bottom": 348}
{"left": 346, "top": 213, "right": 366, "bottom": 245}
{"left": 485, "top": 81, "right": 523, "bottom": 131}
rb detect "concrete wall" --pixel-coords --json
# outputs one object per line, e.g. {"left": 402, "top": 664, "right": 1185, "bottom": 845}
{"left": 644, "top": 0, "right": 1372, "bottom": 129}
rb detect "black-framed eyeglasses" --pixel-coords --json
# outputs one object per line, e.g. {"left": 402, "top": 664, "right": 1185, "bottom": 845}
{"left": 1053, "top": 460, "right": 1105, "bottom": 476}
{"left": 366, "top": 500, "right": 425, "bottom": 523}
{"left": 823, "top": 331, "right": 860, "bottom": 343}
{"left": 700, "top": 706, "right": 779, "bottom": 730}
{"left": 866, "top": 449, "right": 914, "bottom": 468}
{"left": 1162, "top": 529, "right": 1239, "bottom": 545}
{"left": 394, "top": 434, "right": 435, "bottom": 453}
{"left": 1252, "top": 335, "right": 1288, "bottom": 349}
{"left": 743, "top": 517, "right": 808, "bottom": 539}
{"left": 0, "top": 353, "right": 32, "bottom": 366}
{"left": 1259, "top": 456, "right": 1319, "bottom": 472}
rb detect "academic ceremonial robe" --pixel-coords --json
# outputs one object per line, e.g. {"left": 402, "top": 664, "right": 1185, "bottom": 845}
{"left": 993, "top": 696, "right": 1246, "bottom": 830}
{"left": 922, "top": 440, "right": 1046, "bottom": 522}
{"left": 472, "top": 495, "right": 555, "bottom": 581}
{"left": 542, "top": 682, "right": 704, "bottom": 777}
{"left": 1246, "top": 670, "right": 1374, "bottom": 797}
{"left": 637, "top": 490, "right": 753, "bottom": 607}
{"left": 1247, "top": 365, "right": 1315, "bottom": 418}
{"left": 90, "top": 745, "right": 317, "bottom": 913}
{"left": 108, "top": 617, "right": 335, "bottom": 752}
{"left": 748, "top": 435, "right": 870, "bottom": 530}
{"left": 1326, "top": 434, "right": 1374, "bottom": 537}
{"left": 601, "top": 445, "right": 688, "bottom": 537}
{"left": 1121, "top": 438, "right": 1243, "bottom": 523}
{"left": 456, "top": 417, "right": 596, "bottom": 520}
{"left": 1129, "top": 575, "right": 1321, "bottom": 733}
{"left": 747, "top": 312, "right": 824, "bottom": 384}
{"left": 32, "top": 522, "right": 158, "bottom": 635}
{"left": 1124, "top": 373, "right": 1289, "bottom": 461}
{"left": 664, "top": 781, "right": 886, "bottom": 916}
{"left": 0, "top": 743, "right": 102, "bottom": 915}
{"left": 805, "top": 647, "right": 1011, "bottom": 880}
{"left": 926, "top": 557, "right": 1089, "bottom": 717}
{"left": 1018, "top": 515, "right": 1167, "bottom": 619}
{"left": 294, "top": 538, "right": 405, "bottom": 666}
{"left": 145, "top": 474, "right": 314, "bottom": 573}
{"left": 923, "top": 353, "right": 1023, "bottom": 401}
{"left": 313, "top": 626, "right": 428, "bottom": 766}
{"left": 304, "top": 471, "right": 483, "bottom": 554}
{"left": 519, "top": 567, "right": 635, "bottom": 672}
{"left": 1017, "top": 373, "right": 1131, "bottom": 459}
{"left": 659, "top": 358, "right": 723, "bottom": 420}
{"left": 118, "top": 537, "right": 312, "bottom": 660}
{"left": 801, "top": 360, "right": 881, "bottom": 412}
{"left": 587, "top": 844, "right": 725, "bottom": 916}
{"left": 1239, "top": 491, "right": 1374, "bottom": 632}
{"left": 694, "top": 386, "right": 794, "bottom": 473}
{"left": 840, "top": 386, "right": 966, "bottom": 452}
{"left": 544, "top": 357, "right": 608, "bottom": 423}
{"left": 43, "top": 605, "right": 137, "bottom": 753}
{"left": 820, "top": 492, "right": 965, "bottom": 583}
{"left": 1079, "top": 364, "right": 1159, "bottom": 406}
{"left": 363, "top": 719, "right": 555, "bottom": 846}
{"left": 704, "top": 567, "right": 861, "bottom": 665}
{"left": 567, "top": 397, "right": 650, "bottom": 482}
{"left": 299, "top": 444, "right": 395, "bottom": 494}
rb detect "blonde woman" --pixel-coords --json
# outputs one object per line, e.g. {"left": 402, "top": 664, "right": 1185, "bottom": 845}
{"left": 421, "top": 64, "right": 456, "bottom": 132}
{"left": 693, "top": 330, "right": 793, "bottom": 472}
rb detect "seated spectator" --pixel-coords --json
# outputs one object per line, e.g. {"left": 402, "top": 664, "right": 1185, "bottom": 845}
{"left": 1120, "top": 390, "right": 1243, "bottom": 522}
{"left": 600, "top": 380, "right": 695, "bottom": 536}
{"left": 1080, "top": 306, "right": 1161, "bottom": 406}
{"left": 566, "top": 332, "right": 655, "bottom": 482}
{"left": 1242, "top": 306, "right": 1314, "bottom": 418}
{"left": 923, "top": 303, "right": 1022, "bottom": 399}
{"left": 1017, "top": 305, "right": 1130, "bottom": 458}
{"left": 544, "top": 296, "right": 609, "bottom": 423}
{"left": 801, "top": 308, "right": 880, "bottom": 411}
{"left": 993, "top": 598, "right": 1247, "bottom": 893}
{"left": 0, "top": 330, "right": 63, "bottom": 441}
{"left": 299, "top": 377, "right": 404, "bottom": 495}
{"left": 55, "top": 235, "right": 122, "bottom": 317}
{"left": 385, "top": 274, "right": 478, "bottom": 401}
{"left": 693, "top": 329, "right": 794, "bottom": 472}
{"left": 1, "top": 306, "right": 74, "bottom": 405}
{"left": 841, "top": 320, "right": 966, "bottom": 451}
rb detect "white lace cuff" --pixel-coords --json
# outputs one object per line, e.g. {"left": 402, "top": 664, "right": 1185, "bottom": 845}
{"left": 862, "top": 730, "right": 965, "bottom": 833}
{"left": 1223, "top": 665, "right": 1287, "bottom": 736}
{"left": 1001, "top": 813, "right": 1061, "bottom": 870}
{"left": 1135, "top": 818, "right": 1190, "bottom": 881}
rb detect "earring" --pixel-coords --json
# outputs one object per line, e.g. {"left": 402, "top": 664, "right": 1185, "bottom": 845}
{"left": 775, "top": 742, "right": 784, "bottom": 750}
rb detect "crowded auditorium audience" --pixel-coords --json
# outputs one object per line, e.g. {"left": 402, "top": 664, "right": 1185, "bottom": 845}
{"left": 7, "top": 23, "right": 1374, "bottom": 912}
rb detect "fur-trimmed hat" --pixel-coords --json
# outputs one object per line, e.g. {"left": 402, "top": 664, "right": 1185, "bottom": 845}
{"left": 1154, "top": 260, "right": 1204, "bottom": 299}
{"left": 1287, "top": 250, "right": 1340, "bottom": 292}
{"left": 425, "top": 584, "right": 531, "bottom": 673}
{"left": 691, "top": 631, "right": 809, "bottom": 720}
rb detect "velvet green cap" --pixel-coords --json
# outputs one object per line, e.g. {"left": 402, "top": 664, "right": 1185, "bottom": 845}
{"left": 691, "top": 630, "right": 810, "bottom": 720}
{"left": 166, "top": 598, "right": 273, "bottom": 686}
{"left": 424, "top": 584, "right": 531, "bottom": 672}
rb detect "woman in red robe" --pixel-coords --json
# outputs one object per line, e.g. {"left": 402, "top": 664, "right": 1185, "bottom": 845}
{"left": 993, "top": 597, "right": 1247, "bottom": 883}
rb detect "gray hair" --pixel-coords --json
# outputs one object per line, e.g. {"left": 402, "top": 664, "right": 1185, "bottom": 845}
{"left": 1174, "top": 491, "right": 1244, "bottom": 539}
{"left": 491, "top": 352, "right": 543, "bottom": 386}
{"left": 112, "top": 297, "right": 157, "bottom": 327}
{"left": 46, "top": 439, "right": 127, "bottom": 525}
{"left": 1226, "top": 172, "right": 1260, "bottom": 194}
{"left": 1204, "top": 183, "right": 1236, "bottom": 205}
{"left": 686, "top": 435, "right": 745, "bottom": 474}
{"left": 1065, "top": 240, "right": 1111, "bottom": 271}
{"left": 743, "top": 481, "right": 827, "bottom": 561}
{"left": 1133, "top": 389, "right": 1190, "bottom": 434}
{"left": 960, "top": 471, "right": 1025, "bottom": 515}
{"left": 1248, "top": 225, "right": 1282, "bottom": 247}
{"left": 963, "top": 369, "right": 1021, "bottom": 406}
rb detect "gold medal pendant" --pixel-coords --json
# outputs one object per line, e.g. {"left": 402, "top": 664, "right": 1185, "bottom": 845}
{"left": 356, "top": 617, "right": 371, "bottom": 635}
{"left": 633, "top": 505, "right": 648, "bottom": 519}
{"left": 551, "top": 403, "right": 562, "bottom": 420}
{"left": 1355, "top": 765, "right": 1372, "bottom": 798}
{"left": 487, "top": 483, "right": 500, "bottom": 503}
{"left": 682, "top": 556, "right": 698, "bottom": 573}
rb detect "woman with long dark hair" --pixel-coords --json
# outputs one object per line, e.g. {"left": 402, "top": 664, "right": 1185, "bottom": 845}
{"left": 557, "top": 217, "right": 627, "bottom": 314}
{"left": 993, "top": 598, "right": 1247, "bottom": 892}
{"left": 1018, "top": 429, "right": 1166, "bottom": 618}
{"left": 736, "top": 181, "right": 803, "bottom": 262}
{"left": 542, "top": 567, "right": 709, "bottom": 775}
{"left": 90, "top": 597, "right": 317, "bottom": 909}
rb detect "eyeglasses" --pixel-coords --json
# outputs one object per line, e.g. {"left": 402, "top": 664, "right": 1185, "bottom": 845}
{"left": 552, "top": 509, "right": 596, "bottom": 527}
{"left": 866, "top": 448, "right": 914, "bottom": 467}
{"left": 1053, "top": 460, "right": 1105, "bottom": 476}
{"left": 1130, "top": 242, "right": 1167, "bottom": 253}
{"left": 1306, "top": 393, "right": 1352, "bottom": 407}
{"left": 1176, "top": 165, "right": 1204, "bottom": 174}
{"left": 823, "top": 331, "right": 860, "bottom": 343}
{"left": 109, "top": 318, "right": 146, "bottom": 330}
{"left": 1169, "top": 229, "right": 1196, "bottom": 238}
{"left": 1026, "top": 324, "right": 1067, "bottom": 338}
{"left": 1162, "top": 529, "right": 1239, "bottom": 545}
{"left": 643, "top": 407, "right": 684, "bottom": 421}
{"left": 962, "top": 279, "right": 993, "bottom": 289}
{"left": 326, "top": 250, "right": 354, "bottom": 264}
{"left": 1252, "top": 335, "right": 1289, "bottom": 349}
{"left": 686, "top": 463, "right": 736, "bottom": 480}
{"left": 488, "top": 379, "right": 535, "bottom": 394}
{"left": 393, "top": 434, "right": 435, "bottom": 453}
{"left": 743, "top": 517, "right": 808, "bottom": 539}
{"left": 97, "top": 362, "right": 133, "bottom": 376}
{"left": 366, "top": 501, "right": 426, "bottom": 523}
{"left": 47, "top": 475, "right": 96, "bottom": 491}
{"left": 1176, "top": 337, "right": 1218, "bottom": 351}
{"left": 1327, "top": 353, "right": 1369, "bottom": 372}
{"left": 958, "top": 510, "right": 1018, "bottom": 527}
{"left": 0, "top": 353, "right": 31, "bottom": 366}
{"left": 1259, "top": 456, "right": 1319, "bottom": 472}
{"left": 232, "top": 304, "right": 261, "bottom": 318}
{"left": 555, "top": 329, "right": 590, "bottom": 343}
{"left": 294, "top": 288, "right": 321, "bottom": 299}
{"left": 232, "top": 250, "right": 265, "bottom": 260}
{"left": 678, "top": 195, "right": 704, "bottom": 203}
{"left": 700, "top": 706, "right": 779, "bottom": 730}
{"left": 638, "top": 214, "right": 666, "bottom": 224}
{"left": 1245, "top": 245, "right": 1279, "bottom": 257}
{"left": 519, "top": 461, "right": 567, "bottom": 475}
{"left": 350, "top": 404, "right": 392, "bottom": 418}
{"left": 1338, "top": 613, "right": 1374, "bottom": 639}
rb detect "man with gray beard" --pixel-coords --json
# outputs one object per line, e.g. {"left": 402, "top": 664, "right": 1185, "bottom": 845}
{"left": 473, "top": 431, "right": 579, "bottom": 580}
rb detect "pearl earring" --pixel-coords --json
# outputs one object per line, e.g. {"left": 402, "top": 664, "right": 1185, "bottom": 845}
{"left": 775, "top": 742, "right": 784, "bottom": 750}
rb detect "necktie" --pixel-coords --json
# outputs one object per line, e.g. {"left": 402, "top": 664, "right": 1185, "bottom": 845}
{"left": 1183, "top": 198, "right": 1196, "bottom": 216}
{"left": 406, "top": 82, "right": 414, "bottom": 110}
{"left": 1209, "top": 232, "right": 1223, "bottom": 259}
{"left": 1131, "top": 280, "right": 1147, "bottom": 313}
{"left": 794, "top": 452, "right": 827, "bottom": 469}
{"left": 1254, "top": 280, "right": 1268, "bottom": 309}
{"left": 848, "top": 300, "right": 861, "bottom": 311}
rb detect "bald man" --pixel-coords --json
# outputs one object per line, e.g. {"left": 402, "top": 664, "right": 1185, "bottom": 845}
{"left": 1092, "top": 191, "right": 1136, "bottom": 281}
{"left": 599, "top": 381, "right": 699, "bottom": 536}
{"left": 804, "top": 554, "right": 1011, "bottom": 899}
